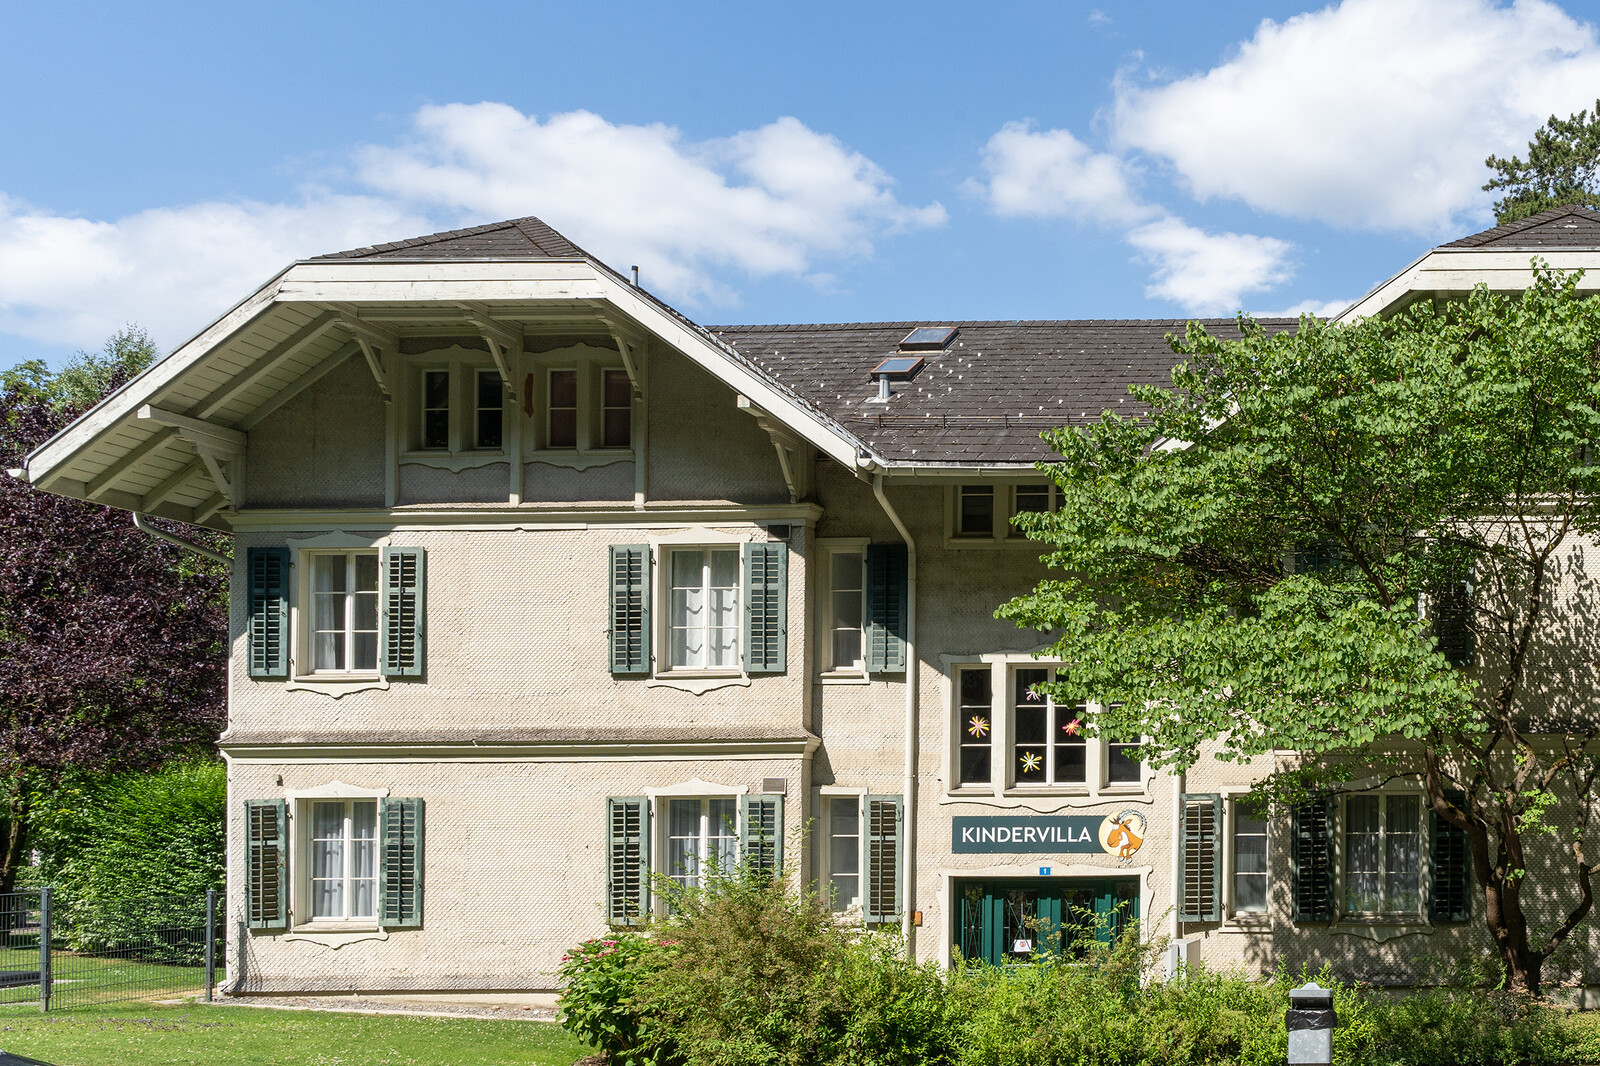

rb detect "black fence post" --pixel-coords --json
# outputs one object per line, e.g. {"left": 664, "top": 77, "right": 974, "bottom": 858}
{"left": 204, "top": 889, "right": 216, "bottom": 1002}
{"left": 38, "top": 887, "right": 51, "bottom": 1014}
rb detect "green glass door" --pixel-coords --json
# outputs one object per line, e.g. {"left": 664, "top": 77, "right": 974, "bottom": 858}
{"left": 957, "top": 878, "right": 1138, "bottom": 966}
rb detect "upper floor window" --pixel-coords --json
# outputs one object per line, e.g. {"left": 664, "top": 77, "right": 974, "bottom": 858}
{"left": 949, "top": 484, "right": 1060, "bottom": 542}
{"left": 308, "top": 551, "right": 379, "bottom": 674}
{"left": 547, "top": 368, "right": 578, "bottom": 448}
{"left": 1013, "top": 667, "right": 1086, "bottom": 787}
{"left": 823, "top": 547, "right": 865, "bottom": 674}
{"left": 531, "top": 357, "right": 631, "bottom": 452}
{"left": 411, "top": 362, "right": 504, "bottom": 454}
{"left": 601, "top": 369, "right": 632, "bottom": 448}
{"left": 952, "top": 661, "right": 1145, "bottom": 793}
{"left": 668, "top": 547, "right": 742, "bottom": 670}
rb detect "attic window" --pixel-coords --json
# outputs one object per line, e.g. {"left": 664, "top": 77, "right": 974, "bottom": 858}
{"left": 898, "top": 326, "right": 957, "bottom": 351}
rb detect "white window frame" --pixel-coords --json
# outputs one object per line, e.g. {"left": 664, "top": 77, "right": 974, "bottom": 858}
{"left": 472, "top": 368, "right": 506, "bottom": 451}
{"left": 1225, "top": 795, "right": 1270, "bottom": 919}
{"left": 526, "top": 345, "right": 633, "bottom": 455}
{"left": 402, "top": 354, "right": 506, "bottom": 458}
{"left": 1008, "top": 665, "right": 1089, "bottom": 789}
{"left": 946, "top": 483, "right": 1062, "bottom": 545}
{"left": 945, "top": 656, "right": 1149, "bottom": 798}
{"left": 818, "top": 539, "right": 868, "bottom": 679}
{"left": 820, "top": 788, "right": 867, "bottom": 916}
{"left": 299, "top": 549, "right": 381, "bottom": 678}
{"left": 301, "top": 798, "right": 379, "bottom": 924}
{"left": 661, "top": 544, "right": 744, "bottom": 676}
{"left": 1341, "top": 792, "right": 1426, "bottom": 919}
{"left": 656, "top": 795, "right": 742, "bottom": 901}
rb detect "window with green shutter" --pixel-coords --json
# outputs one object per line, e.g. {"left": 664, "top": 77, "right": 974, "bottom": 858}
{"left": 864, "top": 794, "right": 903, "bottom": 924}
{"left": 1291, "top": 797, "right": 1335, "bottom": 922}
{"left": 864, "top": 545, "right": 908, "bottom": 673}
{"left": 378, "top": 798, "right": 424, "bottom": 928}
{"left": 607, "top": 796, "right": 650, "bottom": 924}
{"left": 609, "top": 545, "right": 651, "bottom": 674}
{"left": 740, "top": 794, "right": 783, "bottom": 876}
{"left": 379, "top": 547, "right": 426, "bottom": 678}
{"left": 1178, "top": 793, "right": 1221, "bottom": 922}
{"left": 244, "top": 799, "right": 287, "bottom": 930}
{"left": 742, "top": 543, "right": 787, "bottom": 674}
{"left": 1430, "top": 792, "right": 1472, "bottom": 923}
{"left": 247, "top": 547, "right": 290, "bottom": 678}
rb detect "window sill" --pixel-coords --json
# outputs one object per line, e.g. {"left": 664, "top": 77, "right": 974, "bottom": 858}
{"left": 1217, "top": 916, "right": 1271, "bottom": 934}
{"left": 1099, "top": 785, "right": 1148, "bottom": 796}
{"left": 646, "top": 674, "right": 751, "bottom": 696}
{"left": 1005, "top": 786, "right": 1092, "bottom": 797}
{"left": 292, "top": 922, "right": 380, "bottom": 933}
{"left": 399, "top": 450, "right": 508, "bottom": 472}
{"left": 819, "top": 671, "right": 870, "bottom": 685}
{"left": 284, "top": 925, "right": 391, "bottom": 949}
{"left": 287, "top": 675, "right": 390, "bottom": 698}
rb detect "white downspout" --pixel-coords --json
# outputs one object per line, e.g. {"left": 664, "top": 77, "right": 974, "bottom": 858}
{"left": 871, "top": 472, "right": 918, "bottom": 956}
{"left": 1170, "top": 768, "right": 1186, "bottom": 943}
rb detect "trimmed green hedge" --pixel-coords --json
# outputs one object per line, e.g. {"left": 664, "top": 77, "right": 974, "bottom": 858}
{"left": 560, "top": 869, "right": 1579, "bottom": 1066}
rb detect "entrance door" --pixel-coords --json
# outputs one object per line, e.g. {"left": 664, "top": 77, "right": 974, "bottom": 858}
{"left": 956, "top": 878, "right": 1138, "bottom": 966}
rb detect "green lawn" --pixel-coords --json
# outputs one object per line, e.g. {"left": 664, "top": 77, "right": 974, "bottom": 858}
{"left": 0, "top": 947, "right": 204, "bottom": 1010}
{"left": 0, "top": 1002, "right": 590, "bottom": 1066}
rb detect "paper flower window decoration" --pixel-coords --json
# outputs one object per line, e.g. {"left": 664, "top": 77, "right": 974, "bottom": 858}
{"left": 1019, "top": 751, "right": 1043, "bottom": 772}
{"left": 967, "top": 716, "right": 990, "bottom": 738}
{"left": 1062, "top": 718, "right": 1082, "bottom": 736}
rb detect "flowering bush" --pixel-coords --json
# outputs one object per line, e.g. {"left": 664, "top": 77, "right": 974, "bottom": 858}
{"left": 557, "top": 931, "right": 678, "bottom": 1065}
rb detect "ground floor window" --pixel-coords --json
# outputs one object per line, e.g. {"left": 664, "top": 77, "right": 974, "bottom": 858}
{"left": 308, "top": 799, "right": 378, "bottom": 921}
{"left": 1231, "top": 803, "right": 1268, "bottom": 915}
{"left": 1344, "top": 793, "right": 1422, "bottom": 915}
{"left": 825, "top": 797, "right": 862, "bottom": 912}
{"left": 665, "top": 797, "right": 739, "bottom": 891}
{"left": 957, "top": 877, "right": 1138, "bottom": 965}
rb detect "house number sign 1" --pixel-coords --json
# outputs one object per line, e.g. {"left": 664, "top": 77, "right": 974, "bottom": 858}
{"left": 951, "top": 813, "right": 1148, "bottom": 858}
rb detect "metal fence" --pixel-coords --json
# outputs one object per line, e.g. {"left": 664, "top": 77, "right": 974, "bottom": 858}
{"left": 0, "top": 888, "right": 220, "bottom": 1011}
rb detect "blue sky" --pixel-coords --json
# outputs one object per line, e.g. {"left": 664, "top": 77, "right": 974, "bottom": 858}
{"left": 4, "top": 0, "right": 1600, "bottom": 367}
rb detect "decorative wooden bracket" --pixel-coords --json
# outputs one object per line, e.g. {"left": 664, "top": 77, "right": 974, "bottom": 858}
{"left": 331, "top": 305, "right": 398, "bottom": 400}
{"left": 601, "top": 316, "right": 645, "bottom": 396}
{"left": 137, "top": 405, "right": 246, "bottom": 508}
{"left": 735, "top": 395, "right": 812, "bottom": 503}
{"left": 459, "top": 302, "right": 523, "bottom": 396}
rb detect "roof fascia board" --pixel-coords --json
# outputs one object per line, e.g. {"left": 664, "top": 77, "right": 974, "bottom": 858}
{"left": 1337, "top": 248, "right": 1600, "bottom": 322}
{"left": 26, "top": 266, "right": 292, "bottom": 482}
{"left": 273, "top": 261, "right": 865, "bottom": 468}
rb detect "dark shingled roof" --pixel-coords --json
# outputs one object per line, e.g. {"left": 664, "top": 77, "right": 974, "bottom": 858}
{"left": 315, "top": 215, "right": 591, "bottom": 260}
{"left": 711, "top": 319, "right": 1297, "bottom": 464}
{"left": 1442, "top": 205, "right": 1600, "bottom": 249}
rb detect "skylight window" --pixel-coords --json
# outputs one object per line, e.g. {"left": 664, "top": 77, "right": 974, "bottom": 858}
{"left": 898, "top": 326, "right": 957, "bottom": 351}
{"left": 872, "top": 356, "right": 925, "bottom": 378}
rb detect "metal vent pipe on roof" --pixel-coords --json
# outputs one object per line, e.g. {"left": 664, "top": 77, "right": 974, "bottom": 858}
{"left": 631, "top": 265, "right": 640, "bottom": 286}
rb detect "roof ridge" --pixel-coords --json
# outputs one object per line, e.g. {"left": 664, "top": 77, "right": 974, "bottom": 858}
{"left": 1442, "top": 204, "right": 1600, "bottom": 248}
{"left": 710, "top": 317, "right": 1300, "bottom": 332}
{"left": 313, "top": 215, "right": 590, "bottom": 261}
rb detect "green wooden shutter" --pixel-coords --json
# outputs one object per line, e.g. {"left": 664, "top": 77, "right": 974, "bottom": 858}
{"left": 742, "top": 543, "right": 787, "bottom": 673}
{"left": 378, "top": 798, "right": 424, "bottom": 928}
{"left": 609, "top": 545, "right": 651, "bottom": 675}
{"left": 244, "top": 799, "right": 287, "bottom": 930}
{"left": 864, "top": 794, "right": 903, "bottom": 924}
{"left": 247, "top": 547, "right": 290, "bottom": 679}
{"left": 1291, "top": 797, "right": 1335, "bottom": 922}
{"left": 607, "top": 796, "right": 650, "bottom": 925}
{"left": 740, "top": 794, "right": 783, "bottom": 876}
{"left": 379, "top": 547, "right": 426, "bottom": 678}
{"left": 1430, "top": 792, "right": 1472, "bottom": 923}
{"left": 1178, "top": 793, "right": 1222, "bottom": 922}
{"left": 865, "top": 544, "right": 908, "bottom": 673}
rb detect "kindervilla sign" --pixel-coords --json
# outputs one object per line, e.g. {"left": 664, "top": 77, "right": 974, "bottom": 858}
{"left": 951, "top": 813, "right": 1148, "bottom": 858}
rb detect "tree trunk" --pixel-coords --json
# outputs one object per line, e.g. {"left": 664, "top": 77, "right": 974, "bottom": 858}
{"left": 0, "top": 789, "right": 28, "bottom": 897}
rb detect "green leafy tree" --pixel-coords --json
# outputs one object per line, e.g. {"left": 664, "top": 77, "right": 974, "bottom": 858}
{"left": 1000, "top": 267, "right": 1600, "bottom": 996}
{"left": 1485, "top": 101, "right": 1600, "bottom": 224}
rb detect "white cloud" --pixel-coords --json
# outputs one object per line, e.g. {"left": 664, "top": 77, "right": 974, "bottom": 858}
{"left": 0, "top": 106, "right": 944, "bottom": 351}
{"left": 0, "top": 192, "right": 430, "bottom": 351}
{"left": 1125, "top": 216, "right": 1295, "bottom": 314}
{"left": 1252, "top": 297, "right": 1358, "bottom": 319}
{"left": 970, "top": 121, "right": 1154, "bottom": 225}
{"left": 1114, "top": 0, "right": 1600, "bottom": 234}
{"left": 357, "top": 105, "right": 946, "bottom": 304}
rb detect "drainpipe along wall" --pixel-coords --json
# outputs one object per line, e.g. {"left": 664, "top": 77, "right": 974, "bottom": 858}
{"left": 870, "top": 471, "right": 918, "bottom": 956}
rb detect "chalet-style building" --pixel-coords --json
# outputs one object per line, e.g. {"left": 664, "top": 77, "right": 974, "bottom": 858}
{"left": 20, "top": 205, "right": 1600, "bottom": 992}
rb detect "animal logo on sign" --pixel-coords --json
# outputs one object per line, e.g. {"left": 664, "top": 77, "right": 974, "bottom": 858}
{"left": 1098, "top": 810, "right": 1147, "bottom": 861}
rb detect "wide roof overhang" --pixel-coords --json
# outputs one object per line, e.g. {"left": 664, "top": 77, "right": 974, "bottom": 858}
{"left": 21, "top": 257, "right": 874, "bottom": 531}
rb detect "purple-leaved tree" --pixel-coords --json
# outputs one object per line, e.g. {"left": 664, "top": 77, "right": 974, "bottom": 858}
{"left": 0, "top": 330, "right": 228, "bottom": 893}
